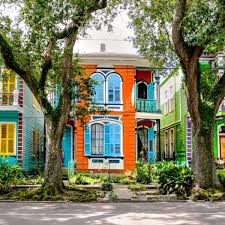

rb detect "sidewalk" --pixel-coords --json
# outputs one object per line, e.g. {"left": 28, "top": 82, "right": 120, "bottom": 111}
{"left": 99, "top": 183, "right": 180, "bottom": 202}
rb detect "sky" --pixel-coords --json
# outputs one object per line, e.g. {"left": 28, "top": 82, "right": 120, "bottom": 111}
{"left": 74, "top": 11, "right": 138, "bottom": 55}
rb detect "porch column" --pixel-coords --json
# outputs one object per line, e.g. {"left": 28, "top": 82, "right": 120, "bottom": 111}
{"left": 157, "top": 119, "right": 161, "bottom": 161}
{"left": 154, "top": 70, "right": 160, "bottom": 112}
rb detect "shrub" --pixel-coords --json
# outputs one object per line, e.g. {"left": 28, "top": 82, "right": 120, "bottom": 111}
{"left": 156, "top": 161, "right": 194, "bottom": 197}
{"left": 69, "top": 173, "right": 100, "bottom": 185}
{"left": 108, "top": 191, "right": 118, "bottom": 201}
{"left": 101, "top": 181, "right": 113, "bottom": 191}
{"left": 133, "top": 161, "right": 152, "bottom": 184}
{"left": 128, "top": 184, "right": 146, "bottom": 192}
{"left": 217, "top": 171, "right": 225, "bottom": 187}
{"left": 0, "top": 158, "right": 23, "bottom": 185}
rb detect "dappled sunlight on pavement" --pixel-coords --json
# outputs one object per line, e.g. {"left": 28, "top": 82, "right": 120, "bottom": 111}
{"left": 0, "top": 202, "right": 225, "bottom": 225}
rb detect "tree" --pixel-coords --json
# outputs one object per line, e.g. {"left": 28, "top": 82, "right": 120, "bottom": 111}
{"left": 127, "top": 0, "right": 225, "bottom": 189}
{"left": 0, "top": 0, "right": 108, "bottom": 194}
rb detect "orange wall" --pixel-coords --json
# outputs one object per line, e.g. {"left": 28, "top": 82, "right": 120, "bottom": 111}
{"left": 76, "top": 65, "right": 136, "bottom": 173}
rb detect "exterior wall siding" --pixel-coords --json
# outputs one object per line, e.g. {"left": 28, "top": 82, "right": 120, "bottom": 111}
{"left": 160, "top": 70, "right": 187, "bottom": 163}
{"left": 22, "top": 82, "right": 44, "bottom": 171}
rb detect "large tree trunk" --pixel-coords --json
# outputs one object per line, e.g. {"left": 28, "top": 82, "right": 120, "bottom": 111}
{"left": 191, "top": 125, "right": 219, "bottom": 189}
{"left": 43, "top": 118, "right": 65, "bottom": 193}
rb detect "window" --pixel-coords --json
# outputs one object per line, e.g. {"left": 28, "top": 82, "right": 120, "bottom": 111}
{"left": 107, "top": 74, "right": 121, "bottom": 103}
{"left": 91, "top": 73, "right": 104, "bottom": 104}
{"left": 138, "top": 83, "right": 147, "bottom": 99}
{"left": 32, "top": 95, "right": 41, "bottom": 111}
{"left": 2, "top": 74, "right": 16, "bottom": 105}
{"left": 165, "top": 131, "right": 169, "bottom": 158}
{"left": 32, "top": 130, "right": 40, "bottom": 158}
{"left": 164, "top": 91, "right": 168, "bottom": 114}
{"left": 0, "top": 123, "right": 16, "bottom": 155}
{"left": 84, "top": 120, "right": 122, "bottom": 157}
{"left": 170, "top": 129, "right": 174, "bottom": 158}
{"left": 169, "top": 86, "right": 174, "bottom": 112}
{"left": 91, "top": 123, "right": 104, "bottom": 155}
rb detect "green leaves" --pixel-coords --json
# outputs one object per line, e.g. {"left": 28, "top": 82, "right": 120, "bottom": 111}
{"left": 156, "top": 161, "right": 194, "bottom": 197}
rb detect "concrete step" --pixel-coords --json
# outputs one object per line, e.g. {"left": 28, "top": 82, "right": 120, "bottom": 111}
{"left": 145, "top": 183, "right": 158, "bottom": 189}
{"left": 138, "top": 190, "right": 159, "bottom": 196}
{"left": 146, "top": 194, "right": 177, "bottom": 202}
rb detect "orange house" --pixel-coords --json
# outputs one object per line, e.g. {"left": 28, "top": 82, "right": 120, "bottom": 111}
{"left": 74, "top": 52, "right": 161, "bottom": 173}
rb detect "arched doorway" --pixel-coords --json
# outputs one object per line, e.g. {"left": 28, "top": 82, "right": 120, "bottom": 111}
{"left": 138, "top": 82, "right": 148, "bottom": 99}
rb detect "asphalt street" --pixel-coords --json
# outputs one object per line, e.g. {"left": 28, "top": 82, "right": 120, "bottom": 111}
{"left": 0, "top": 202, "right": 225, "bottom": 225}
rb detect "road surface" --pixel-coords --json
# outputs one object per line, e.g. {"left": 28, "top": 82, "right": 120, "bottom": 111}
{"left": 0, "top": 202, "right": 225, "bottom": 225}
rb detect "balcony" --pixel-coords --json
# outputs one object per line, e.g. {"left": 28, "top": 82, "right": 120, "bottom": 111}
{"left": 0, "top": 91, "right": 22, "bottom": 111}
{"left": 136, "top": 99, "right": 159, "bottom": 113}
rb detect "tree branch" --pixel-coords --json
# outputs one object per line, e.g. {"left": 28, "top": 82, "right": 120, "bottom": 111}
{"left": 39, "top": 39, "right": 55, "bottom": 88}
{"left": 54, "top": 0, "right": 107, "bottom": 40}
{"left": 0, "top": 33, "right": 53, "bottom": 114}
{"left": 172, "top": 0, "right": 189, "bottom": 64}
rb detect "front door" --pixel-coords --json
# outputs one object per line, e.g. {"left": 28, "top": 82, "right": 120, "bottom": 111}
{"left": 220, "top": 135, "right": 225, "bottom": 159}
{"left": 62, "top": 126, "right": 72, "bottom": 168}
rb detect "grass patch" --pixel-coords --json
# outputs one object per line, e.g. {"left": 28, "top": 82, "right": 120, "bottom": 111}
{"left": 0, "top": 185, "right": 103, "bottom": 202}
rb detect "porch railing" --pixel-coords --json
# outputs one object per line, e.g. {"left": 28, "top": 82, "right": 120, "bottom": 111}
{"left": 136, "top": 99, "right": 158, "bottom": 113}
{"left": 0, "top": 91, "right": 20, "bottom": 106}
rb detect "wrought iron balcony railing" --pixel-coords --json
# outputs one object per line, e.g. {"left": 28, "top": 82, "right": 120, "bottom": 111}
{"left": 0, "top": 91, "right": 20, "bottom": 106}
{"left": 136, "top": 98, "right": 158, "bottom": 113}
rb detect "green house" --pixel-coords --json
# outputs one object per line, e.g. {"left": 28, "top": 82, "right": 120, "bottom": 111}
{"left": 160, "top": 52, "right": 225, "bottom": 164}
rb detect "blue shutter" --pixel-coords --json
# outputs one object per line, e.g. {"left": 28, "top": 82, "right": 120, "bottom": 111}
{"left": 147, "top": 83, "right": 154, "bottom": 100}
{"left": 148, "top": 127, "right": 155, "bottom": 163}
{"left": 107, "top": 74, "right": 121, "bottom": 104}
{"left": 136, "top": 83, "right": 138, "bottom": 99}
{"left": 84, "top": 125, "right": 91, "bottom": 156}
{"left": 92, "top": 74, "right": 104, "bottom": 104}
{"left": 104, "top": 123, "right": 111, "bottom": 156}
{"left": 114, "top": 124, "right": 121, "bottom": 156}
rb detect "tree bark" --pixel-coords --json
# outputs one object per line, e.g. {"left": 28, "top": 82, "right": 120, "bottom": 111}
{"left": 191, "top": 125, "right": 219, "bottom": 189}
{"left": 43, "top": 118, "right": 64, "bottom": 193}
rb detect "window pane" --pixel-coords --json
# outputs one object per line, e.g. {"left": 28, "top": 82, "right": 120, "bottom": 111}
{"left": 107, "top": 74, "right": 121, "bottom": 103}
{"left": 108, "top": 90, "right": 113, "bottom": 101}
{"left": 115, "top": 90, "right": 120, "bottom": 101}
{"left": 91, "top": 124, "right": 104, "bottom": 155}
{"left": 8, "top": 124, "right": 15, "bottom": 139}
{"left": 115, "top": 144, "right": 120, "bottom": 154}
{"left": 1, "top": 140, "right": 7, "bottom": 153}
{"left": 1, "top": 125, "right": 7, "bottom": 138}
{"left": 8, "top": 140, "right": 14, "bottom": 153}
{"left": 91, "top": 74, "right": 104, "bottom": 103}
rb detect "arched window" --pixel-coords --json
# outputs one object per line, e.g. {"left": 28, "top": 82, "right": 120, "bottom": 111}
{"left": 138, "top": 83, "right": 147, "bottom": 99}
{"left": 91, "top": 73, "right": 104, "bottom": 103}
{"left": 91, "top": 123, "right": 104, "bottom": 155}
{"left": 84, "top": 120, "right": 122, "bottom": 157}
{"left": 107, "top": 73, "right": 122, "bottom": 104}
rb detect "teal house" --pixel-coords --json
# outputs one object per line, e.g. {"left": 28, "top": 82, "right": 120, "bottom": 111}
{"left": 0, "top": 68, "right": 44, "bottom": 171}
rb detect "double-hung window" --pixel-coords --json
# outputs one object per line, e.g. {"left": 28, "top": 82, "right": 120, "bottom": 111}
{"left": 0, "top": 123, "right": 16, "bottom": 155}
{"left": 91, "top": 123, "right": 104, "bottom": 155}
{"left": 2, "top": 74, "right": 16, "bottom": 105}
{"left": 32, "top": 130, "right": 40, "bottom": 158}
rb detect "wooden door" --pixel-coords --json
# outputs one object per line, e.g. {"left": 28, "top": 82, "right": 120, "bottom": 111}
{"left": 220, "top": 136, "right": 225, "bottom": 159}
